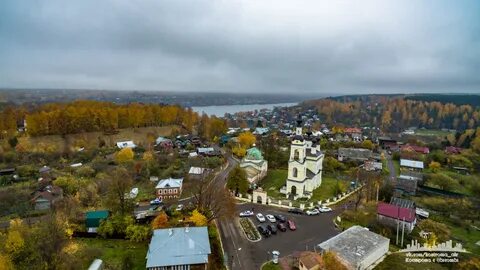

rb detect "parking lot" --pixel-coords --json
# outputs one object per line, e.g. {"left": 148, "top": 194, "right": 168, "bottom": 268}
{"left": 218, "top": 202, "right": 341, "bottom": 270}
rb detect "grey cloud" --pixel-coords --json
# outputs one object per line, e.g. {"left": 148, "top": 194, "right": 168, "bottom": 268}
{"left": 0, "top": 0, "right": 479, "bottom": 94}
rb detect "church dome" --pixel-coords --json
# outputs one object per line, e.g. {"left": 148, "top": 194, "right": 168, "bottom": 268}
{"left": 245, "top": 146, "right": 263, "bottom": 160}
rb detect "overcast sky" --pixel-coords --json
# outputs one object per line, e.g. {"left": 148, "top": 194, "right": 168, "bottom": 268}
{"left": 0, "top": 0, "right": 479, "bottom": 94}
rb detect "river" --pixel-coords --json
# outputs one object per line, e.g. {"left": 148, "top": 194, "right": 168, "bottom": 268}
{"left": 192, "top": 102, "right": 297, "bottom": 117}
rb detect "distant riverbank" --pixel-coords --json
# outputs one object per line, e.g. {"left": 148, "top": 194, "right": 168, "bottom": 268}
{"left": 192, "top": 102, "right": 298, "bottom": 116}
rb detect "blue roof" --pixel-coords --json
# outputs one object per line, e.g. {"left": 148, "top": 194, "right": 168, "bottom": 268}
{"left": 146, "top": 226, "right": 211, "bottom": 268}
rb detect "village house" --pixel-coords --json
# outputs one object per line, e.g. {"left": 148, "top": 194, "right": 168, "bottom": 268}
{"left": 400, "top": 159, "right": 424, "bottom": 171}
{"left": 155, "top": 178, "right": 183, "bottom": 200}
{"left": 396, "top": 171, "right": 423, "bottom": 195}
{"left": 344, "top": 127, "right": 363, "bottom": 142}
{"left": 85, "top": 210, "right": 109, "bottom": 233}
{"left": 363, "top": 160, "right": 383, "bottom": 171}
{"left": 400, "top": 144, "right": 430, "bottom": 154}
{"left": 146, "top": 226, "right": 211, "bottom": 270}
{"left": 377, "top": 198, "right": 417, "bottom": 233}
{"left": 116, "top": 140, "right": 136, "bottom": 149}
{"left": 155, "top": 137, "right": 173, "bottom": 150}
{"left": 32, "top": 185, "right": 63, "bottom": 210}
{"left": 317, "top": 226, "right": 389, "bottom": 270}
{"left": 337, "top": 148, "right": 372, "bottom": 162}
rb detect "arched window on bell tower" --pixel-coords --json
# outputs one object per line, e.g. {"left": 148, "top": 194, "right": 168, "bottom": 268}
{"left": 294, "top": 149, "right": 300, "bottom": 161}
{"left": 293, "top": 167, "right": 298, "bottom": 178}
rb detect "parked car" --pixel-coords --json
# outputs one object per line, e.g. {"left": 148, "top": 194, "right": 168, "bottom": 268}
{"left": 306, "top": 209, "right": 320, "bottom": 216}
{"left": 287, "top": 220, "right": 296, "bottom": 231}
{"left": 150, "top": 198, "right": 163, "bottom": 205}
{"left": 256, "top": 213, "right": 266, "bottom": 222}
{"left": 175, "top": 204, "right": 184, "bottom": 211}
{"left": 266, "top": 214, "right": 276, "bottom": 223}
{"left": 257, "top": 225, "right": 271, "bottom": 237}
{"left": 267, "top": 224, "right": 277, "bottom": 234}
{"left": 274, "top": 214, "right": 287, "bottom": 223}
{"left": 288, "top": 208, "right": 304, "bottom": 215}
{"left": 277, "top": 222, "right": 287, "bottom": 232}
{"left": 239, "top": 210, "right": 254, "bottom": 217}
{"left": 318, "top": 206, "right": 332, "bottom": 213}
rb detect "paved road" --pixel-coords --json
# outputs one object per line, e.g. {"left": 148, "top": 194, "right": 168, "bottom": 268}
{"left": 384, "top": 150, "right": 397, "bottom": 183}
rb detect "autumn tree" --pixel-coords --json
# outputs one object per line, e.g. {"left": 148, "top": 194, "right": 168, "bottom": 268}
{"left": 151, "top": 212, "right": 169, "bottom": 229}
{"left": 115, "top": 147, "right": 134, "bottom": 163}
{"left": 226, "top": 166, "right": 249, "bottom": 195}
{"left": 416, "top": 219, "right": 451, "bottom": 243}
{"left": 192, "top": 173, "right": 235, "bottom": 222}
{"left": 428, "top": 161, "right": 441, "bottom": 172}
{"left": 189, "top": 210, "right": 208, "bottom": 226}
{"left": 103, "top": 168, "right": 134, "bottom": 214}
{"left": 238, "top": 132, "right": 256, "bottom": 148}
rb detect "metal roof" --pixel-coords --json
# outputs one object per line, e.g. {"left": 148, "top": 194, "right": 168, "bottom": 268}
{"left": 155, "top": 178, "right": 183, "bottom": 189}
{"left": 400, "top": 159, "right": 424, "bottom": 169}
{"left": 146, "top": 226, "right": 211, "bottom": 268}
{"left": 317, "top": 226, "right": 389, "bottom": 268}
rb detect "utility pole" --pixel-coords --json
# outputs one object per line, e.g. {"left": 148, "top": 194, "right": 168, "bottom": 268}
{"left": 401, "top": 217, "right": 405, "bottom": 247}
{"left": 396, "top": 206, "right": 400, "bottom": 245}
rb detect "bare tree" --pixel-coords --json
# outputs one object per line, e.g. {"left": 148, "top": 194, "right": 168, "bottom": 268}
{"left": 192, "top": 172, "right": 235, "bottom": 222}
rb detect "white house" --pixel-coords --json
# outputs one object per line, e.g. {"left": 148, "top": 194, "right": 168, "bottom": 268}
{"left": 116, "top": 140, "right": 136, "bottom": 149}
{"left": 188, "top": 167, "right": 206, "bottom": 175}
{"left": 283, "top": 117, "right": 324, "bottom": 200}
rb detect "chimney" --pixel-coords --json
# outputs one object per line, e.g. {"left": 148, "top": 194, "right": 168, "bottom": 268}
{"left": 168, "top": 229, "right": 173, "bottom": 236}
{"left": 185, "top": 224, "right": 189, "bottom": 233}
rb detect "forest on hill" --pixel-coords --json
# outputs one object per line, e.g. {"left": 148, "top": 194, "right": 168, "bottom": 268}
{"left": 302, "top": 94, "right": 480, "bottom": 132}
{"left": 0, "top": 101, "right": 226, "bottom": 139}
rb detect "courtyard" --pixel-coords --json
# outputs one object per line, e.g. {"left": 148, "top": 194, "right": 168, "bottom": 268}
{"left": 258, "top": 169, "right": 350, "bottom": 203}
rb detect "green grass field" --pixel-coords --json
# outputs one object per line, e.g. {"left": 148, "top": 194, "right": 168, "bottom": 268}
{"left": 258, "top": 169, "right": 288, "bottom": 198}
{"left": 75, "top": 238, "right": 148, "bottom": 269}
{"left": 261, "top": 261, "right": 282, "bottom": 270}
{"left": 413, "top": 129, "right": 454, "bottom": 137}
{"left": 259, "top": 169, "right": 348, "bottom": 202}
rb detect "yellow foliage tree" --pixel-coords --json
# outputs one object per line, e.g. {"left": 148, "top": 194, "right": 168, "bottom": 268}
{"left": 429, "top": 161, "right": 441, "bottom": 172}
{"left": 151, "top": 212, "right": 169, "bottom": 229}
{"left": 115, "top": 147, "right": 134, "bottom": 163}
{"left": 238, "top": 132, "right": 256, "bottom": 148}
{"left": 232, "top": 146, "right": 246, "bottom": 158}
{"left": 0, "top": 253, "right": 14, "bottom": 270}
{"left": 189, "top": 210, "right": 208, "bottom": 226}
{"left": 142, "top": 151, "right": 155, "bottom": 163}
{"left": 5, "top": 219, "right": 25, "bottom": 256}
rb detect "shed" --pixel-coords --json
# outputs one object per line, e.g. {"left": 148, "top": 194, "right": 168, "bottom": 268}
{"left": 86, "top": 210, "right": 109, "bottom": 231}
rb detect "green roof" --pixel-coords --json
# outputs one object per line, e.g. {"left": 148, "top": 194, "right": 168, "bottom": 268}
{"left": 86, "top": 210, "right": 109, "bottom": 219}
{"left": 246, "top": 147, "right": 263, "bottom": 160}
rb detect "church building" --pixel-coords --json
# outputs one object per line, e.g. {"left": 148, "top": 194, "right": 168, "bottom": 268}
{"left": 240, "top": 145, "right": 268, "bottom": 183}
{"left": 285, "top": 117, "right": 324, "bottom": 200}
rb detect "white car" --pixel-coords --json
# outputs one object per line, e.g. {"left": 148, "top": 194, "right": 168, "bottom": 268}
{"left": 256, "top": 213, "right": 266, "bottom": 222}
{"left": 318, "top": 206, "right": 332, "bottom": 213}
{"left": 175, "top": 204, "right": 184, "bottom": 211}
{"left": 266, "top": 214, "right": 276, "bottom": 222}
{"left": 306, "top": 209, "right": 320, "bottom": 216}
{"left": 239, "top": 210, "right": 254, "bottom": 217}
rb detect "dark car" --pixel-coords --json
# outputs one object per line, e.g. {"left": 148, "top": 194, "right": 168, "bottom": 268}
{"left": 277, "top": 222, "right": 287, "bottom": 232}
{"left": 257, "top": 225, "right": 271, "bottom": 237}
{"left": 287, "top": 220, "right": 296, "bottom": 231}
{"left": 288, "top": 208, "right": 304, "bottom": 215}
{"left": 267, "top": 224, "right": 277, "bottom": 234}
{"left": 274, "top": 214, "right": 287, "bottom": 223}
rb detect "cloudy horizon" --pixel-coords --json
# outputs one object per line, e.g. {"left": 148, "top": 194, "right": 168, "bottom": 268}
{"left": 1, "top": 1, "right": 479, "bottom": 94}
